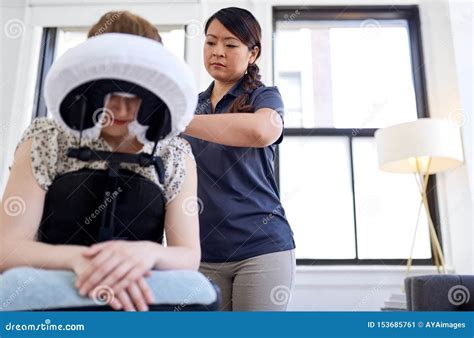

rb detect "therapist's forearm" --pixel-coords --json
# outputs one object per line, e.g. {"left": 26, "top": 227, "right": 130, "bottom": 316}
{"left": 183, "top": 114, "right": 265, "bottom": 147}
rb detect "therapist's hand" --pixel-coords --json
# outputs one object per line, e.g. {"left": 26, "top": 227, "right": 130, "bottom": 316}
{"left": 75, "top": 240, "right": 158, "bottom": 304}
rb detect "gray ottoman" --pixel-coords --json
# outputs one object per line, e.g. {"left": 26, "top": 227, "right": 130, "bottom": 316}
{"left": 405, "top": 274, "right": 473, "bottom": 311}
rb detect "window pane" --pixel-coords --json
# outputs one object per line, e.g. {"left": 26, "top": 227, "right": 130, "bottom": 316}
{"left": 274, "top": 20, "right": 418, "bottom": 129}
{"left": 279, "top": 136, "right": 356, "bottom": 259}
{"left": 55, "top": 29, "right": 87, "bottom": 59}
{"left": 55, "top": 26, "right": 185, "bottom": 61}
{"left": 352, "top": 137, "right": 432, "bottom": 259}
{"left": 277, "top": 72, "right": 303, "bottom": 126}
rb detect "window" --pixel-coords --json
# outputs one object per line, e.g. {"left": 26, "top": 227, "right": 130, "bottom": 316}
{"left": 277, "top": 72, "right": 303, "bottom": 126}
{"left": 34, "top": 26, "right": 185, "bottom": 118}
{"left": 274, "top": 6, "right": 439, "bottom": 264}
{"left": 55, "top": 26, "right": 185, "bottom": 61}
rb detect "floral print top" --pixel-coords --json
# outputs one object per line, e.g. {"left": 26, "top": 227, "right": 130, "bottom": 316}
{"left": 15, "top": 117, "right": 193, "bottom": 205}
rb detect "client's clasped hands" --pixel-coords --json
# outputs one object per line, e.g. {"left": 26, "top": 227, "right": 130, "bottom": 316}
{"left": 72, "top": 240, "right": 158, "bottom": 311}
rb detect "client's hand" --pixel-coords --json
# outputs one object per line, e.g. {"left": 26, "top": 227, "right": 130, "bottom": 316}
{"left": 73, "top": 241, "right": 157, "bottom": 311}
{"left": 109, "top": 277, "right": 155, "bottom": 311}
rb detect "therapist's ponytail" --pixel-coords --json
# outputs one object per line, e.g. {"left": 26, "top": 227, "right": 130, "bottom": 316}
{"left": 228, "top": 62, "right": 263, "bottom": 113}
{"left": 205, "top": 7, "right": 263, "bottom": 113}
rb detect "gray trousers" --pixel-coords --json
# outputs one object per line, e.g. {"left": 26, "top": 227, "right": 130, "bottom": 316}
{"left": 199, "top": 249, "right": 296, "bottom": 311}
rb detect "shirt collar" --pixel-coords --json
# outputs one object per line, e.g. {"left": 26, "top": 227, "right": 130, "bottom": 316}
{"left": 227, "top": 77, "right": 246, "bottom": 97}
{"left": 199, "top": 82, "right": 214, "bottom": 101}
{"left": 199, "top": 76, "right": 246, "bottom": 101}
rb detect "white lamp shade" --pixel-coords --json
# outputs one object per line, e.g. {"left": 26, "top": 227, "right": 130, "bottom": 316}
{"left": 375, "top": 118, "right": 464, "bottom": 174}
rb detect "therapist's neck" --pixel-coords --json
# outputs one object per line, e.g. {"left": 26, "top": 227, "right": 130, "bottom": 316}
{"left": 212, "top": 79, "right": 237, "bottom": 102}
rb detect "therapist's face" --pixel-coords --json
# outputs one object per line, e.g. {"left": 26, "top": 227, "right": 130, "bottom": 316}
{"left": 99, "top": 94, "right": 141, "bottom": 138}
{"left": 204, "top": 19, "right": 258, "bottom": 83}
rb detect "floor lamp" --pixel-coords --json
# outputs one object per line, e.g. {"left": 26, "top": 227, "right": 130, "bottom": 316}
{"left": 375, "top": 118, "right": 464, "bottom": 275}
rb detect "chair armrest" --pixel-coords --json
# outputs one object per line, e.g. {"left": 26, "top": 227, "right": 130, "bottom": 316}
{"left": 0, "top": 267, "right": 219, "bottom": 311}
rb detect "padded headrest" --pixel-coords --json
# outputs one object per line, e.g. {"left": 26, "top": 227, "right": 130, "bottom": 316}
{"left": 44, "top": 33, "right": 198, "bottom": 143}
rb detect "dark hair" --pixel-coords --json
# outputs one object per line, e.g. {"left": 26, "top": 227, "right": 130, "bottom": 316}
{"left": 88, "top": 11, "right": 162, "bottom": 43}
{"left": 205, "top": 7, "right": 263, "bottom": 113}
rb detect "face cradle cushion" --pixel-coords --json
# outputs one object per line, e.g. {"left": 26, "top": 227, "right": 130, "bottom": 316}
{"left": 45, "top": 32, "right": 197, "bottom": 143}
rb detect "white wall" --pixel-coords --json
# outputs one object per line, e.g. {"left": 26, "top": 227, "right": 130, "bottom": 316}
{"left": 446, "top": 0, "right": 473, "bottom": 276}
{"left": 0, "top": 0, "right": 472, "bottom": 310}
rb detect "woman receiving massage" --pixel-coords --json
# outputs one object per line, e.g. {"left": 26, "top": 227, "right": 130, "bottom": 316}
{"left": 0, "top": 11, "right": 200, "bottom": 312}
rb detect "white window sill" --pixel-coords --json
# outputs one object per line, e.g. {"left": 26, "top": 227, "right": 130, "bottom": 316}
{"left": 295, "top": 265, "right": 455, "bottom": 287}
{"left": 296, "top": 264, "right": 454, "bottom": 273}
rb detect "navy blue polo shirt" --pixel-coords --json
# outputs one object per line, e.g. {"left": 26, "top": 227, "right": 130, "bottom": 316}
{"left": 183, "top": 77, "right": 295, "bottom": 263}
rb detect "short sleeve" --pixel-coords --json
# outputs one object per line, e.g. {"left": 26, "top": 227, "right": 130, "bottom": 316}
{"left": 250, "top": 86, "right": 285, "bottom": 145}
{"left": 159, "top": 137, "right": 195, "bottom": 205}
{"left": 15, "top": 118, "right": 60, "bottom": 191}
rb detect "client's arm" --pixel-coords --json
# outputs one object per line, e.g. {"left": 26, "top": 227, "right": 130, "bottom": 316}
{"left": 0, "top": 139, "right": 86, "bottom": 272}
{"left": 151, "top": 152, "right": 201, "bottom": 269}
{"left": 155, "top": 155, "right": 201, "bottom": 270}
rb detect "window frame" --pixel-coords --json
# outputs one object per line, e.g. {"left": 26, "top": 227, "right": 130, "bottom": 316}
{"left": 34, "top": 27, "right": 56, "bottom": 119}
{"left": 272, "top": 5, "right": 441, "bottom": 266}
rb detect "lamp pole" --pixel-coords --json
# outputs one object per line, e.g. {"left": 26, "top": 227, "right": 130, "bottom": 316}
{"left": 406, "top": 156, "right": 446, "bottom": 276}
